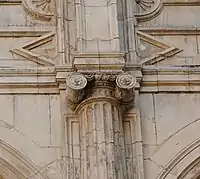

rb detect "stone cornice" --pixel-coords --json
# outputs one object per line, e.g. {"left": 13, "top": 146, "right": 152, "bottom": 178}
{"left": 0, "top": 66, "right": 72, "bottom": 93}
{"left": 137, "top": 27, "right": 200, "bottom": 35}
{"left": 141, "top": 66, "right": 200, "bottom": 92}
{"left": 163, "top": 0, "right": 200, "bottom": 6}
{"left": 0, "top": 65, "right": 141, "bottom": 94}
{"left": 3, "top": 65, "right": 200, "bottom": 94}
{"left": 143, "top": 66, "right": 200, "bottom": 74}
{"left": 0, "top": 26, "right": 53, "bottom": 37}
{"left": 0, "top": 0, "right": 21, "bottom": 5}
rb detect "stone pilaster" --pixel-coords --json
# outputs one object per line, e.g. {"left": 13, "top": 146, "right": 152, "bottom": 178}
{"left": 66, "top": 72, "right": 136, "bottom": 179}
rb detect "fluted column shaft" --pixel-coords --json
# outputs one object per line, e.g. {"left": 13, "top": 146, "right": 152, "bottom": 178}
{"left": 77, "top": 98, "right": 126, "bottom": 179}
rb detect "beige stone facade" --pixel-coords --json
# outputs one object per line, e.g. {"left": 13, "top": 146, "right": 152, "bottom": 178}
{"left": 0, "top": 0, "right": 199, "bottom": 178}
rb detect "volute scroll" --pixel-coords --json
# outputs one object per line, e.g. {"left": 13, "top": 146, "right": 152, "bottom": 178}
{"left": 66, "top": 73, "right": 87, "bottom": 110}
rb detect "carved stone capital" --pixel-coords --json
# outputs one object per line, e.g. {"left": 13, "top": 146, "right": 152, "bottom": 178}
{"left": 66, "top": 72, "right": 137, "bottom": 111}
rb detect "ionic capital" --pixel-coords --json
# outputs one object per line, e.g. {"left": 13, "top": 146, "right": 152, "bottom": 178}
{"left": 66, "top": 72, "right": 137, "bottom": 111}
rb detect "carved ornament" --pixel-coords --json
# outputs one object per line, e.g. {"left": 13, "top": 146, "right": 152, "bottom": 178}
{"left": 136, "top": 0, "right": 155, "bottom": 11}
{"left": 22, "top": 0, "right": 55, "bottom": 21}
{"left": 116, "top": 73, "right": 136, "bottom": 89}
{"left": 137, "top": 30, "right": 182, "bottom": 65}
{"left": 67, "top": 73, "right": 87, "bottom": 90}
{"left": 66, "top": 72, "right": 137, "bottom": 111}
{"left": 10, "top": 32, "right": 56, "bottom": 66}
{"left": 66, "top": 73, "right": 87, "bottom": 110}
{"left": 135, "top": 0, "right": 163, "bottom": 22}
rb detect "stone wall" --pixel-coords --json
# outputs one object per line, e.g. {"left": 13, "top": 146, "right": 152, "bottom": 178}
{"left": 140, "top": 94, "right": 200, "bottom": 178}
{"left": 135, "top": 0, "right": 200, "bottom": 178}
{"left": 0, "top": 0, "right": 200, "bottom": 178}
{"left": 0, "top": 94, "right": 62, "bottom": 178}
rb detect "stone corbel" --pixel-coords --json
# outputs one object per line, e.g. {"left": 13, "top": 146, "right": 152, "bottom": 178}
{"left": 66, "top": 72, "right": 137, "bottom": 111}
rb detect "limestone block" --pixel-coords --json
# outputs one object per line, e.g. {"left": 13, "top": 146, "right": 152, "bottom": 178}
{"left": 67, "top": 0, "right": 76, "bottom": 21}
{"left": 139, "top": 94, "right": 157, "bottom": 145}
{"left": 0, "top": 126, "right": 53, "bottom": 168}
{"left": 14, "top": 95, "right": 51, "bottom": 146}
{"left": 66, "top": 19, "right": 77, "bottom": 52}
{"left": 66, "top": 119, "right": 81, "bottom": 178}
{"left": 85, "top": 7, "right": 110, "bottom": 40}
{"left": 84, "top": 0, "right": 107, "bottom": 6}
{"left": 154, "top": 94, "right": 200, "bottom": 145}
{"left": 49, "top": 95, "right": 62, "bottom": 146}
{"left": 0, "top": 95, "right": 14, "bottom": 127}
{"left": 140, "top": 6, "right": 200, "bottom": 27}
{"left": 73, "top": 52, "right": 125, "bottom": 72}
{"left": 0, "top": 5, "right": 26, "bottom": 26}
{"left": 148, "top": 120, "right": 200, "bottom": 178}
{"left": 157, "top": 35, "right": 198, "bottom": 57}
{"left": 143, "top": 144, "right": 159, "bottom": 159}
{"left": 143, "top": 159, "right": 163, "bottom": 179}
{"left": 157, "top": 56, "right": 193, "bottom": 65}
{"left": 0, "top": 37, "right": 33, "bottom": 59}
{"left": 84, "top": 40, "right": 112, "bottom": 52}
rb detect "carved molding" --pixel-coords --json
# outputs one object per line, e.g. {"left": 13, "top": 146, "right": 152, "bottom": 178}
{"left": 135, "top": 0, "right": 164, "bottom": 22}
{"left": 156, "top": 136, "right": 200, "bottom": 179}
{"left": 10, "top": 32, "right": 56, "bottom": 66}
{"left": 135, "top": 0, "right": 200, "bottom": 22}
{"left": 0, "top": 140, "right": 48, "bottom": 179}
{"left": 141, "top": 66, "right": 200, "bottom": 92}
{"left": 136, "top": 0, "right": 155, "bottom": 11}
{"left": 66, "top": 72, "right": 137, "bottom": 111}
{"left": 137, "top": 30, "right": 182, "bottom": 65}
{"left": 164, "top": 0, "right": 200, "bottom": 6}
{"left": 22, "top": 0, "right": 55, "bottom": 21}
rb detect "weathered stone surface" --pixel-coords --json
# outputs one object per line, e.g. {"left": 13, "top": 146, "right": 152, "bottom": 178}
{"left": 0, "top": 0, "right": 200, "bottom": 178}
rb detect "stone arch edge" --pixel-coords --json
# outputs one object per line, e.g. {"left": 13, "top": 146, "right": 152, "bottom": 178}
{"left": 157, "top": 137, "right": 200, "bottom": 178}
{"left": 0, "top": 140, "right": 48, "bottom": 179}
{"left": 149, "top": 118, "right": 200, "bottom": 179}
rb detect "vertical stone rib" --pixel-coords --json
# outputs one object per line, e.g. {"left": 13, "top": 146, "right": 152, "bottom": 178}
{"left": 98, "top": 102, "right": 107, "bottom": 179}
{"left": 80, "top": 108, "right": 87, "bottom": 179}
{"left": 93, "top": 104, "right": 99, "bottom": 179}
{"left": 104, "top": 103, "right": 114, "bottom": 179}
{"left": 79, "top": 101, "right": 126, "bottom": 179}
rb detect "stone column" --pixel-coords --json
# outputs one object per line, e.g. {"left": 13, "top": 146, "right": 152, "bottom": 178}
{"left": 66, "top": 72, "right": 136, "bottom": 179}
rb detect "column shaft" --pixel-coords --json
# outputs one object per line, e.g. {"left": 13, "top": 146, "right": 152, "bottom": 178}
{"left": 78, "top": 100, "right": 126, "bottom": 179}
